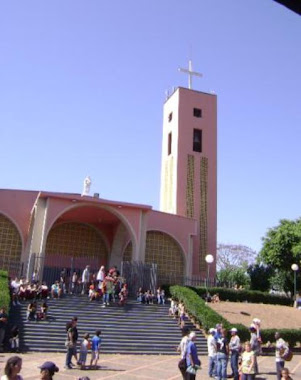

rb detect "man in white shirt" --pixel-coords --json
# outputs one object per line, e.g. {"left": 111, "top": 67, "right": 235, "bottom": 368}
{"left": 207, "top": 328, "right": 217, "bottom": 378}
{"left": 81, "top": 265, "right": 90, "bottom": 294}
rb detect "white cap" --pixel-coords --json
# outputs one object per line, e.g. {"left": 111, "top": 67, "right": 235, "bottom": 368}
{"left": 230, "top": 328, "right": 238, "bottom": 333}
{"left": 209, "top": 328, "right": 216, "bottom": 334}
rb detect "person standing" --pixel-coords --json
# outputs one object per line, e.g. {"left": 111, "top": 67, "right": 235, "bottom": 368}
{"left": 275, "top": 332, "right": 289, "bottom": 380}
{"left": 81, "top": 266, "right": 90, "bottom": 295}
{"left": 1, "top": 356, "right": 23, "bottom": 380}
{"left": 249, "top": 325, "right": 260, "bottom": 374}
{"left": 239, "top": 341, "right": 255, "bottom": 380}
{"left": 96, "top": 266, "right": 105, "bottom": 288}
{"left": 177, "top": 326, "right": 190, "bottom": 379}
{"left": 71, "top": 272, "right": 78, "bottom": 294}
{"left": 60, "top": 268, "right": 67, "bottom": 294}
{"left": 79, "top": 333, "right": 90, "bottom": 369}
{"left": 0, "top": 307, "right": 8, "bottom": 352}
{"left": 90, "top": 330, "right": 102, "bottom": 369}
{"left": 65, "top": 318, "right": 78, "bottom": 369}
{"left": 216, "top": 328, "right": 229, "bottom": 380}
{"left": 185, "top": 332, "right": 201, "bottom": 380}
{"left": 229, "top": 328, "right": 240, "bottom": 380}
{"left": 207, "top": 328, "right": 217, "bottom": 378}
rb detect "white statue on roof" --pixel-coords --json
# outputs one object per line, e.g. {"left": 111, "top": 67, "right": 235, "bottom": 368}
{"left": 82, "top": 176, "right": 92, "bottom": 196}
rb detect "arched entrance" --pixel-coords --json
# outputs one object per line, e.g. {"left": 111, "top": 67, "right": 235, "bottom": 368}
{"left": 0, "top": 213, "right": 22, "bottom": 276}
{"left": 40, "top": 204, "right": 136, "bottom": 286}
{"left": 46, "top": 222, "right": 108, "bottom": 266}
{"left": 145, "top": 231, "right": 185, "bottom": 285}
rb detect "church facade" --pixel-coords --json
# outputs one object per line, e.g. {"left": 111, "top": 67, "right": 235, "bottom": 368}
{"left": 0, "top": 86, "right": 217, "bottom": 285}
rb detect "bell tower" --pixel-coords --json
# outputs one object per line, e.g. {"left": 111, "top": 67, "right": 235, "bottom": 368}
{"left": 160, "top": 63, "right": 217, "bottom": 277}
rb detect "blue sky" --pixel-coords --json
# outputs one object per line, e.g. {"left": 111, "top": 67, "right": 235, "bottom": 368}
{"left": 0, "top": 1, "right": 300, "bottom": 253}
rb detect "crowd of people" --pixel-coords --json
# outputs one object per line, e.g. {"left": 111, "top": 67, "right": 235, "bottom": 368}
{"left": 0, "top": 268, "right": 297, "bottom": 379}
{"left": 136, "top": 286, "right": 166, "bottom": 304}
{"left": 170, "top": 299, "right": 294, "bottom": 380}
{"left": 176, "top": 317, "right": 293, "bottom": 380}
{"left": 64, "top": 315, "right": 102, "bottom": 370}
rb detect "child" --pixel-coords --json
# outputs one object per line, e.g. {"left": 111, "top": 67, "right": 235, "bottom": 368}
{"left": 88, "top": 285, "right": 98, "bottom": 302}
{"left": 119, "top": 284, "right": 128, "bottom": 306}
{"left": 281, "top": 368, "right": 293, "bottom": 380}
{"left": 90, "top": 330, "right": 102, "bottom": 369}
{"left": 79, "top": 333, "right": 90, "bottom": 369}
{"left": 40, "top": 302, "right": 48, "bottom": 320}
{"left": 9, "top": 325, "right": 19, "bottom": 352}
{"left": 26, "top": 302, "right": 37, "bottom": 321}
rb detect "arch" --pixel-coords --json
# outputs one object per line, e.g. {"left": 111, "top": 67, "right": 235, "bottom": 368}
{"left": 0, "top": 213, "right": 23, "bottom": 276}
{"left": 50, "top": 221, "right": 110, "bottom": 253}
{"left": 45, "top": 203, "right": 137, "bottom": 256}
{"left": 45, "top": 221, "right": 109, "bottom": 269}
{"left": 145, "top": 230, "right": 185, "bottom": 285}
{"left": 123, "top": 240, "right": 133, "bottom": 262}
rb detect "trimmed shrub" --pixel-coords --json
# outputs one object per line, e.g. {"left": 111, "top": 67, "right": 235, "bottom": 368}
{"left": 170, "top": 285, "right": 250, "bottom": 341}
{"left": 169, "top": 285, "right": 300, "bottom": 346}
{"left": 190, "top": 286, "right": 292, "bottom": 306}
{"left": 261, "top": 329, "right": 301, "bottom": 348}
{"left": 0, "top": 270, "right": 10, "bottom": 312}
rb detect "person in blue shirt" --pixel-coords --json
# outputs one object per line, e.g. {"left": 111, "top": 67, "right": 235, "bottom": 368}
{"left": 185, "top": 332, "right": 201, "bottom": 380}
{"left": 90, "top": 330, "right": 102, "bottom": 369}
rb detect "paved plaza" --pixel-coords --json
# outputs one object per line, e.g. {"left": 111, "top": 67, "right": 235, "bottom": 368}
{"left": 0, "top": 352, "right": 300, "bottom": 380}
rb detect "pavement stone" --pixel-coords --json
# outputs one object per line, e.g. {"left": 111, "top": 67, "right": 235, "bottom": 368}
{"left": 0, "top": 352, "right": 300, "bottom": 380}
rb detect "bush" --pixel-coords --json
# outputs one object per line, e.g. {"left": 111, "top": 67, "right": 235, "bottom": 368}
{"left": 0, "top": 270, "right": 10, "bottom": 312}
{"left": 170, "top": 285, "right": 250, "bottom": 341}
{"left": 190, "top": 286, "right": 292, "bottom": 306}
{"left": 261, "top": 329, "right": 301, "bottom": 348}
{"left": 169, "top": 285, "right": 300, "bottom": 346}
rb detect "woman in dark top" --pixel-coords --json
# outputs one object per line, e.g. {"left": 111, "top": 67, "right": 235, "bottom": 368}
{"left": 216, "top": 328, "right": 229, "bottom": 380}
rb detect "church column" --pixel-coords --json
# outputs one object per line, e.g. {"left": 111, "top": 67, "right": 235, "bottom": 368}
{"left": 109, "top": 223, "right": 127, "bottom": 269}
{"left": 27, "top": 196, "right": 49, "bottom": 281}
{"left": 135, "top": 210, "right": 148, "bottom": 262}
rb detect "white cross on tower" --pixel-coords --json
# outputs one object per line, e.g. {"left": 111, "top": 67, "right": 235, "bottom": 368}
{"left": 178, "top": 60, "right": 203, "bottom": 90}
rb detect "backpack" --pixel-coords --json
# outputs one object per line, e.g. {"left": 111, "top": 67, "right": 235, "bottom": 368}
{"left": 283, "top": 348, "right": 293, "bottom": 362}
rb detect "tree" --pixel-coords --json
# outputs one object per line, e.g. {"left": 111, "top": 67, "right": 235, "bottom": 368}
{"left": 217, "top": 244, "right": 257, "bottom": 271}
{"left": 258, "top": 218, "right": 301, "bottom": 293}
{"left": 216, "top": 244, "right": 256, "bottom": 288}
{"left": 247, "top": 264, "right": 274, "bottom": 292}
{"left": 217, "top": 266, "right": 250, "bottom": 288}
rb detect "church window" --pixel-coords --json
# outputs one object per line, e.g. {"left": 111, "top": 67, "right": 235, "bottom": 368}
{"left": 193, "top": 108, "right": 202, "bottom": 118}
{"left": 193, "top": 129, "right": 202, "bottom": 152}
{"left": 168, "top": 132, "right": 172, "bottom": 155}
{"left": 168, "top": 112, "right": 173, "bottom": 122}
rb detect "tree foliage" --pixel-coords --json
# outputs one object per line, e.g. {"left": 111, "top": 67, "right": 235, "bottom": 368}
{"left": 258, "top": 218, "right": 301, "bottom": 292}
{"left": 217, "top": 243, "right": 257, "bottom": 271}
{"left": 247, "top": 264, "right": 274, "bottom": 292}
{"left": 217, "top": 266, "right": 250, "bottom": 288}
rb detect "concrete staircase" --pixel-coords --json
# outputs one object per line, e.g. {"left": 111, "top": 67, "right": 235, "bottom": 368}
{"left": 10, "top": 296, "right": 207, "bottom": 354}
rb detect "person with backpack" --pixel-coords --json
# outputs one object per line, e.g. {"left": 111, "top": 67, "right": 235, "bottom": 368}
{"left": 177, "top": 326, "right": 190, "bottom": 379}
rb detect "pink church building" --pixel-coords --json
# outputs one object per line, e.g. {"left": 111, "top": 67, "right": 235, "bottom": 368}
{"left": 0, "top": 86, "right": 217, "bottom": 288}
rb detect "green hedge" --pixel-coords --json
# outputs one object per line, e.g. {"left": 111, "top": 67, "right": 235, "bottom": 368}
{"left": 190, "top": 286, "right": 292, "bottom": 306}
{"left": 170, "top": 285, "right": 300, "bottom": 347}
{"left": 0, "top": 270, "right": 10, "bottom": 312}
